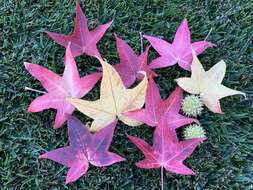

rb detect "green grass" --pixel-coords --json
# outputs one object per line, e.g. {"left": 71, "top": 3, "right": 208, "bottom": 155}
{"left": 1, "top": 0, "right": 253, "bottom": 189}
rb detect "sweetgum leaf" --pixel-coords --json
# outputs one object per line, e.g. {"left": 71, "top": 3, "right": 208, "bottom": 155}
{"left": 40, "top": 116, "right": 125, "bottom": 184}
{"left": 144, "top": 19, "right": 215, "bottom": 71}
{"left": 25, "top": 43, "right": 101, "bottom": 128}
{"left": 46, "top": 0, "right": 112, "bottom": 58}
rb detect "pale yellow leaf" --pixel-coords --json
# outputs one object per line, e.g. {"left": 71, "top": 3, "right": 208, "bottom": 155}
{"left": 176, "top": 55, "right": 245, "bottom": 113}
{"left": 67, "top": 59, "right": 148, "bottom": 132}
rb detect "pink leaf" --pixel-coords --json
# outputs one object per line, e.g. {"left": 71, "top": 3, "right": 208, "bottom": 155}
{"left": 113, "top": 34, "right": 156, "bottom": 87}
{"left": 144, "top": 19, "right": 215, "bottom": 71}
{"left": 25, "top": 43, "right": 101, "bottom": 128}
{"left": 46, "top": 0, "right": 112, "bottom": 58}
{"left": 40, "top": 116, "right": 125, "bottom": 184}
{"left": 128, "top": 116, "right": 205, "bottom": 175}
{"left": 124, "top": 78, "right": 197, "bottom": 129}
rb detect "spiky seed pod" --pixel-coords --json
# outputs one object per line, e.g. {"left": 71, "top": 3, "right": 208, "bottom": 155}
{"left": 181, "top": 95, "right": 203, "bottom": 117}
{"left": 184, "top": 124, "right": 206, "bottom": 140}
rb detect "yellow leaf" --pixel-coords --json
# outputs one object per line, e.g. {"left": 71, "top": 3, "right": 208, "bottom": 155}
{"left": 175, "top": 53, "right": 245, "bottom": 113}
{"left": 67, "top": 59, "right": 148, "bottom": 132}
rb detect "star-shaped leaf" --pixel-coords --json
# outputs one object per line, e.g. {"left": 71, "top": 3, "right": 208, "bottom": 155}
{"left": 113, "top": 34, "right": 156, "bottom": 87}
{"left": 46, "top": 0, "right": 112, "bottom": 58}
{"left": 25, "top": 43, "right": 101, "bottom": 128}
{"left": 124, "top": 78, "right": 197, "bottom": 128}
{"left": 144, "top": 19, "right": 215, "bottom": 70}
{"left": 40, "top": 116, "right": 125, "bottom": 184}
{"left": 67, "top": 58, "right": 148, "bottom": 132}
{"left": 176, "top": 53, "right": 246, "bottom": 113}
{"left": 128, "top": 116, "right": 205, "bottom": 175}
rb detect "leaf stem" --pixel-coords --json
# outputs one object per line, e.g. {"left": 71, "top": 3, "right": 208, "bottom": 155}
{"left": 139, "top": 32, "right": 144, "bottom": 53}
{"left": 161, "top": 166, "right": 164, "bottom": 190}
{"left": 204, "top": 27, "right": 213, "bottom": 41}
{"left": 25, "top": 87, "right": 46, "bottom": 94}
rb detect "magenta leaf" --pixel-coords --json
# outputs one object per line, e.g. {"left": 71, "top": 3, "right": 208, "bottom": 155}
{"left": 124, "top": 78, "right": 197, "bottom": 129}
{"left": 128, "top": 116, "right": 205, "bottom": 175}
{"left": 25, "top": 43, "right": 101, "bottom": 128}
{"left": 46, "top": 0, "right": 112, "bottom": 58}
{"left": 144, "top": 19, "right": 215, "bottom": 71}
{"left": 113, "top": 34, "right": 156, "bottom": 87}
{"left": 40, "top": 116, "right": 125, "bottom": 184}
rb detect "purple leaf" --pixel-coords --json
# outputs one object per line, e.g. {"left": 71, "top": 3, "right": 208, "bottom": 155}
{"left": 40, "top": 116, "right": 125, "bottom": 184}
{"left": 113, "top": 34, "right": 156, "bottom": 87}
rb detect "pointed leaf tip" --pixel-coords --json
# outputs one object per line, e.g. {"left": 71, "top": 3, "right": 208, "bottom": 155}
{"left": 143, "top": 34, "right": 151, "bottom": 39}
{"left": 180, "top": 18, "right": 188, "bottom": 28}
{"left": 27, "top": 105, "right": 34, "bottom": 113}
{"left": 65, "top": 178, "right": 73, "bottom": 185}
{"left": 45, "top": 31, "right": 53, "bottom": 37}
{"left": 39, "top": 153, "right": 46, "bottom": 159}
{"left": 76, "top": 0, "right": 81, "bottom": 9}
{"left": 208, "top": 42, "right": 217, "bottom": 48}
{"left": 107, "top": 20, "right": 113, "bottom": 26}
{"left": 126, "top": 134, "right": 133, "bottom": 139}
{"left": 24, "top": 62, "right": 31, "bottom": 69}
{"left": 53, "top": 122, "right": 62, "bottom": 129}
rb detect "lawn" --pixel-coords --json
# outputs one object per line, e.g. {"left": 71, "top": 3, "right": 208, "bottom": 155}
{"left": 1, "top": 0, "right": 253, "bottom": 189}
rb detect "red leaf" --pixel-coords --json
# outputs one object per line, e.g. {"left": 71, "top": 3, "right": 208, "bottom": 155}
{"left": 40, "top": 116, "right": 125, "bottom": 184}
{"left": 128, "top": 116, "right": 205, "bottom": 175}
{"left": 144, "top": 19, "right": 215, "bottom": 71}
{"left": 46, "top": 0, "right": 112, "bottom": 58}
{"left": 25, "top": 43, "right": 101, "bottom": 128}
{"left": 124, "top": 78, "right": 197, "bottom": 129}
{"left": 113, "top": 34, "right": 156, "bottom": 87}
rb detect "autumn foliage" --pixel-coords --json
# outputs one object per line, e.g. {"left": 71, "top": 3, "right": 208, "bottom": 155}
{"left": 24, "top": 0, "right": 245, "bottom": 185}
